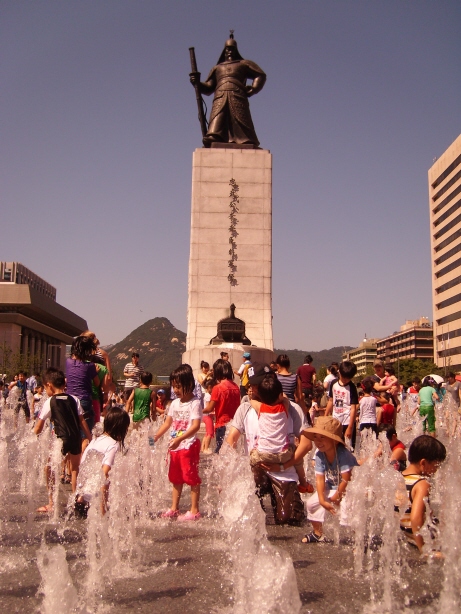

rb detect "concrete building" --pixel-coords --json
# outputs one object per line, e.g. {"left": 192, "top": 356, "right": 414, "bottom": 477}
{"left": 376, "top": 318, "right": 433, "bottom": 364}
{"left": 342, "top": 338, "right": 378, "bottom": 376}
{"left": 0, "top": 262, "right": 87, "bottom": 375}
{"left": 429, "top": 134, "right": 461, "bottom": 371}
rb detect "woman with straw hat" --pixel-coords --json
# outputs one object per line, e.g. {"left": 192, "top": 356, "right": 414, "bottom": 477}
{"left": 301, "top": 416, "right": 358, "bottom": 543}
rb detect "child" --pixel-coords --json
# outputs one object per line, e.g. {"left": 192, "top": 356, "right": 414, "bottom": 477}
{"left": 155, "top": 389, "right": 168, "bottom": 419}
{"left": 325, "top": 361, "right": 358, "bottom": 447}
{"left": 377, "top": 392, "right": 396, "bottom": 427}
{"left": 414, "top": 378, "right": 438, "bottom": 437}
{"left": 378, "top": 424, "right": 407, "bottom": 471}
{"left": 381, "top": 365, "right": 400, "bottom": 408}
{"left": 201, "top": 379, "right": 216, "bottom": 454}
{"left": 302, "top": 416, "right": 358, "bottom": 543}
{"left": 359, "top": 379, "right": 378, "bottom": 435}
{"left": 126, "top": 371, "right": 156, "bottom": 428}
{"left": 154, "top": 364, "right": 202, "bottom": 521}
{"left": 34, "top": 368, "right": 92, "bottom": 513}
{"left": 32, "top": 384, "right": 44, "bottom": 419}
{"left": 76, "top": 406, "right": 130, "bottom": 516}
{"left": 249, "top": 374, "right": 312, "bottom": 492}
{"left": 399, "top": 435, "right": 446, "bottom": 553}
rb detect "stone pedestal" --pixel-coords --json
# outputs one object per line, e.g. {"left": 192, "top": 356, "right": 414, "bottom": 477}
{"left": 183, "top": 344, "right": 275, "bottom": 378}
{"left": 185, "top": 148, "right": 273, "bottom": 364}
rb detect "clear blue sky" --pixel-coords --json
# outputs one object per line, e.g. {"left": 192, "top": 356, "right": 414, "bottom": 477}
{"left": 2, "top": 1, "right": 460, "bottom": 350}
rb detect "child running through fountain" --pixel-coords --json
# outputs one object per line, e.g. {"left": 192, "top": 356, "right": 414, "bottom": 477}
{"left": 75, "top": 406, "right": 130, "bottom": 516}
{"left": 125, "top": 371, "right": 156, "bottom": 429}
{"left": 249, "top": 373, "right": 311, "bottom": 492}
{"left": 399, "top": 435, "right": 446, "bottom": 554}
{"left": 301, "top": 416, "right": 358, "bottom": 543}
{"left": 34, "top": 368, "right": 92, "bottom": 514}
{"left": 154, "top": 364, "right": 202, "bottom": 521}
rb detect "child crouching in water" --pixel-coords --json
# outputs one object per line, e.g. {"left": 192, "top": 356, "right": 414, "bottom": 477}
{"left": 154, "top": 364, "right": 202, "bottom": 521}
{"left": 399, "top": 435, "right": 446, "bottom": 554}
{"left": 75, "top": 406, "right": 130, "bottom": 516}
{"left": 249, "top": 374, "right": 312, "bottom": 492}
{"left": 302, "top": 416, "right": 358, "bottom": 543}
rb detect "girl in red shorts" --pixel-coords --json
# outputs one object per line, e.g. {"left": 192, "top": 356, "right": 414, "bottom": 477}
{"left": 154, "top": 364, "right": 202, "bottom": 521}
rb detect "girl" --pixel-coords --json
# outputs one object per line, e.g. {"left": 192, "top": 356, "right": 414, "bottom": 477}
{"left": 66, "top": 336, "right": 100, "bottom": 445}
{"left": 75, "top": 406, "right": 130, "bottom": 516}
{"left": 197, "top": 361, "right": 211, "bottom": 394}
{"left": 154, "top": 365, "right": 202, "bottom": 521}
{"left": 414, "top": 378, "right": 438, "bottom": 437}
{"left": 126, "top": 371, "right": 156, "bottom": 428}
{"left": 359, "top": 379, "right": 378, "bottom": 435}
{"left": 201, "top": 379, "right": 216, "bottom": 454}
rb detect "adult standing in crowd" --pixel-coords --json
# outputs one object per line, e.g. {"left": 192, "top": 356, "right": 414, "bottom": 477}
{"left": 297, "top": 355, "right": 316, "bottom": 400}
{"left": 323, "top": 363, "right": 339, "bottom": 396}
{"left": 123, "top": 352, "right": 144, "bottom": 402}
{"left": 275, "top": 354, "right": 309, "bottom": 417}
{"left": 445, "top": 372, "right": 461, "bottom": 408}
{"left": 226, "top": 362, "right": 310, "bottom": 525}
{"left": 234, "top": 352, "right": 252, "bottom": 398}
{"left": 203, "top": 358, "right": 240, "bottom": 453}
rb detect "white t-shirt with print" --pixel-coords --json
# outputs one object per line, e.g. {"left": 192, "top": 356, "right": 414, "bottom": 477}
{"left": 329, "top": 379, "right": 359, "bottom": 426}
{"left": 168, "top": 397, "right": 202, "bottom": 451}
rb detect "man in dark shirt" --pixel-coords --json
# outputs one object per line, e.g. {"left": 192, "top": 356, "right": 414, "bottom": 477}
{"left": 297, "top": 355, "right": 316, "bottom": 400}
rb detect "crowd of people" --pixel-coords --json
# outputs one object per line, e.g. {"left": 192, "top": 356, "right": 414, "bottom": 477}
{"left": 1, "top": 340, "right": 458, "bottom": 557}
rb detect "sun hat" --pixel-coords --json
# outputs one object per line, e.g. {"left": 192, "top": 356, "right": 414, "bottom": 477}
{"left": 304, "top": 416, "right": 344, "bottom": 445}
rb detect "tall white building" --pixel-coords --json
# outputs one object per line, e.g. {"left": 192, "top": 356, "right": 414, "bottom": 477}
{"left": 429, "top": 134, "right": 461, "bottom": 371}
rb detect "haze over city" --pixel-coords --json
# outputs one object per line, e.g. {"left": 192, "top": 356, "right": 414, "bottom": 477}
{"left": 2, "top": 1, "right": 460, "bottom": 349}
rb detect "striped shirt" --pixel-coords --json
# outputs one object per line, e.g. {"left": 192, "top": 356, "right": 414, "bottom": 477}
{"left": 124, "top": 362, "right": 144, "bottom": 389}
{"left": 276, "top": 373, "right": 298, "bottom": 402}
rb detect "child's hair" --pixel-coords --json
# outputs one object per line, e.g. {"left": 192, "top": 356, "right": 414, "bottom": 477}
{"left": 448, "top": 371, "right": 456, "bottom": 379}
{"left": 362, "top": 379, "right": 374, "bottom": 394}
{"left": 276, "top": 354, "right": 290, "bottom": 369}
{"left": 213, "top": 359, "right": 234, "bottom": 382}
{"left": 43, "top": 368, "right": 65, "bottom": 388}
{"left": 206, "top": 378, "right": 217, "bottom": 390}
{"left": 378, "top": 424, "right": 397, "bottom": 440}
{"left": 103, "top": 407, "right": 130, "bottom": 450}
{"left": 304, "top": 354, "right": 313, "bottom": 364}
{"left": 412, "top": 376, "right": 421, "bottom": 385}
{"left": 141, "top": 371, "right": 153, "bottom": 386}
{"left": 170, "top": 364, "right": 195, "bottom": 394}
{"left": 385, "top": 365, "right": 395, "bottom": 376}
{"left": 258, "top": 374, "right": 283, "bottom": 405}
{"left": 339, "top": 361, "right": 357, "bottom": 380}
{"left": 329, "top": 363, "right": 339, "bottom": 377}
{"left": 200, "top": 361, "right": 209, "bottom": 370}
{"left": 71, "top": 335, "right": 96, "bottom": 361}
{"left": 381, "top": 392, "right": 391, "bottom": 402}
{"left": 408, "top": 435, "right": 446, "bottom": 464}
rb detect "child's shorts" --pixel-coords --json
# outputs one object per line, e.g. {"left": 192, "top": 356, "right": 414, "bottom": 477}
{"left": 61, "top": 437, "right": 82, "bottom": 456}
{"left": 203, "top": 415, "right": 215, "bottom": 437}
{"left": 169, "top": 438, "right": 201, "bottom": 486}
{"left": 419, "top": 404, "right": 436, "bottom": 433}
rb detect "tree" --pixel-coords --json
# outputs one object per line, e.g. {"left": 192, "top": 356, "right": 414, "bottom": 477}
{"left": 317, "top": 365, "right": 327, "bottom": 382}
{"left": 391, "top": 359, "right": 443, "bottom": 387}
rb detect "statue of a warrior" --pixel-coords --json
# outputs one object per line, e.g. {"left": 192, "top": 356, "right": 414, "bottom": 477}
{"left": 190, "top": 33, "right": 266, "bottom": 148}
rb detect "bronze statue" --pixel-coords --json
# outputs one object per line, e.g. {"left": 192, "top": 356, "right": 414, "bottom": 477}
{"left": 189, "top": 32, "right": 266, "bottom": 148}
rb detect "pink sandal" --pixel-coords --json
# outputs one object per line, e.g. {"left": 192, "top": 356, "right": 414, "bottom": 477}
{"left": 161, "top": 509, "right": 180, "bottom": 518}
{"left": 177, "top": 511, "right": 201, "bottom": 522}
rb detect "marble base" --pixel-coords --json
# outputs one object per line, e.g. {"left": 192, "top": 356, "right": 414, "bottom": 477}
{"left": 186, "top": 147, "right": 273, "bottom": 352}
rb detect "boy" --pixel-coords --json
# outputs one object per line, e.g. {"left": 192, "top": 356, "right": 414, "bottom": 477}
{"left": 399, "top": 435, "right": 446, "bottom": 553}
{"left": 34, "top": 368, "right": 92, "bottom": 513}
{"left": 302, "top": 416, "right": 358, "bottom": 543}
{"left": 325, "top": 361, "right": 358, "bottom": 447}
{"left": 126, "top": 371, "right": 156, "bottom": 428}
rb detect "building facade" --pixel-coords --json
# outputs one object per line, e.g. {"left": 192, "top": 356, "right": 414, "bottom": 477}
{"left": 0, "top": 262, "right": 87, "bottom": 376}
{"left": 429, "top": 134, "right": 461, "bottom": 371}
{"left": 376, "top": 318, "right": 433, "bottom": 364}
{"left": 342, "top": 339, "right": 378, "bottom": 376}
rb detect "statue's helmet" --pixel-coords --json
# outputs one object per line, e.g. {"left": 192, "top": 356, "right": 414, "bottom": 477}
{"left": 217, "top": 32, "right": 243, "bottom": 63}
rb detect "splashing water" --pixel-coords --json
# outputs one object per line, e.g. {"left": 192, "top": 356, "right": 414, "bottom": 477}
{"left": 36, "top": 542, "right": 78, "bottom": 613}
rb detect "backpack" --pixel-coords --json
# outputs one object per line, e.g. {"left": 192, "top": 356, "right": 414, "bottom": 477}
{"left": 241, "top": 363, "right": 251, "bottom": 388}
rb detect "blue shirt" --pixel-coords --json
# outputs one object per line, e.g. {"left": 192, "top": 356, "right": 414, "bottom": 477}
{"left": 314, "top": 445, "right": 358, "bottom": 489}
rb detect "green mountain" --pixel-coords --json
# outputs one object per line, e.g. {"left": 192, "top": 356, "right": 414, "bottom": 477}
{"left": 106, "top": 318, "right": 186, "bottom": 378}
{"left": 106, "top": 317, "right": 351, "bottom": 378}
{"left": 273, "top": 347, "right": 352, "bottom": 371}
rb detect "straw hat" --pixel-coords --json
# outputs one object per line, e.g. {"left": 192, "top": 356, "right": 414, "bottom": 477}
{"left": 304, "top": 416, "right": 344, "bottom": 444}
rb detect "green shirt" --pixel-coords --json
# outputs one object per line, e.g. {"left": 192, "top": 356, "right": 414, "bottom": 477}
{"left": 133, "top": 387, "right": 152, "bottom": 422}
{"left": 419, "top": 386, "right": 436, "bottom": 406}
